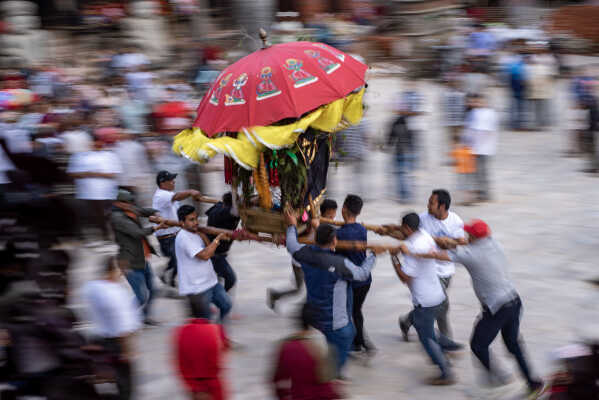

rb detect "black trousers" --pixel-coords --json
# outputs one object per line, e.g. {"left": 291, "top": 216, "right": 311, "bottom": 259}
{"left": 352, "top": 281, "right": 372, "bottom": 350}
{"left": 270, "top": 263, "right": 304, "bottom": 301}
{"left": 159, "top": 235, "right": 178, "bottom": 286}
{"left": 470, "top": 297, "right": 537, "bottom": 388}
{"left": 211, "top": 254, "right": 237, "bottom": 292}
{"left": 101, "top": 338, "right": 133, "bottom": 400}
{"left": 83, "top": 199, "right": 111, "bottom": 240}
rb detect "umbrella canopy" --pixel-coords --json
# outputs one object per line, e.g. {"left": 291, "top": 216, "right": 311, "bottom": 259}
{"left": 194, "top": 41, "right": 367, "bottom": 136}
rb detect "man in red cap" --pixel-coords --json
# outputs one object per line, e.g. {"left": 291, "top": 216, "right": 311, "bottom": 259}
{"left": 401, "top": 219, "right": 546, "bottom": 397}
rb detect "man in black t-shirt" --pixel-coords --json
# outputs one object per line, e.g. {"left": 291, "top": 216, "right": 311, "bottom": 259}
{"left": 206, "top": 192, "right": 240, "bottom": 292}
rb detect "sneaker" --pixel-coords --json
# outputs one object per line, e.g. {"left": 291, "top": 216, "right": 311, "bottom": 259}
{"left": 398, "top": 316, "right": 410, "bottom": 342}
{"left": 159, "top": 273, "right": 168, "bottom": 285}
{"left": 266, "top": 289, "right": 276, "bottom": 311}
{"left": 527, "top": 380, "right": 547, "bottom": 399}
{"left": 144, "top": 318, "right": 160, "bottom": 327}
{"left": 427, "top": 373, "right": 457, "bottom": 386}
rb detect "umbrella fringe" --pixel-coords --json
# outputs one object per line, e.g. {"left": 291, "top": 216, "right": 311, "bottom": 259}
{"left": 174, "top": 88, "right": 365, "bottom": 168}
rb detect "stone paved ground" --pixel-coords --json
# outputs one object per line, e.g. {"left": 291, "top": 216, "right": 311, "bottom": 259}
{"left": 69, "top": 74, "right": 599, "bottom": 400}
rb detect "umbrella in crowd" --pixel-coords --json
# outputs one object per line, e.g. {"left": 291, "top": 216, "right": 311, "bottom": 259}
{"left": 173, "top": 37, "right": 367, "bottom": 234}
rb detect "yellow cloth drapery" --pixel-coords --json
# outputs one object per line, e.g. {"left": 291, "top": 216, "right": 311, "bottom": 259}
{"left": 173, "top": 88, "right": 365, "bottom": 169}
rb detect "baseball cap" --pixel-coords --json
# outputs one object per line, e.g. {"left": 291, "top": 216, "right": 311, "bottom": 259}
{"left": 156, "top": 170, "right": 177, "bottom": 186}
{"left": 463, "top": 219, "right": 490, "bottom": 239}
{"left": 116, "top": 189, "right": 135, "bottom": 204}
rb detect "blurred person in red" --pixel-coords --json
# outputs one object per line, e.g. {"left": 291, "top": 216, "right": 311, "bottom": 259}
{"left": 173, "top": 316, "right": 230, "bottom": 400}
{"left": 271, "top": 303, "right": 343, "bottom": 400}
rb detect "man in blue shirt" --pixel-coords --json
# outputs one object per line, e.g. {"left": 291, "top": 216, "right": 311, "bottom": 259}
{"left": 335, "top": 195, "right": 374, "bottom": 356}
{"left": 284, "top": 210, "right": 380, "bottom": 377}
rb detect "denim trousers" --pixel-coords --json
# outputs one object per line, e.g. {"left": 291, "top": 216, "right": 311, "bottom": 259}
{"left": 395, "top": 153, "right": 415, "bottom": 201}
{"left": 188, "top": 283, "right": 232, "bottom": 322}
{"left": 412, "top": 303, "right": 452, "bottom": 378}
{"left": 125, "top": 262, "right": 155, "bottom": 319}
{"left": 321, "top": 322, "right": 356, "bottom": 374}
{"left": 404, "top": 276, "right": 453, "bottom": 338}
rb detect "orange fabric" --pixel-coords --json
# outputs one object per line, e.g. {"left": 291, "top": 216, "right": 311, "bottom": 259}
{"left": 452, "top": 146, "right": 476, "bottom": 174}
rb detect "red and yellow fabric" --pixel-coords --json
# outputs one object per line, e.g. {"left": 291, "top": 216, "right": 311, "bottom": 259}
{"left": 173, "top": 88, "right": 364, "bottom": 170}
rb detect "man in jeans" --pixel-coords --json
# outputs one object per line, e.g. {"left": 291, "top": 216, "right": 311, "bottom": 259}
{"left": 407, "top": 219, "right": 546, "bottom": 396}
{"left": 152, "top": 170, "right": 201, "bottom": 286}
{"left": 391, "top": 213, "right": 460, "bottom": 385}
{"left": 111, "top": 189, "right": 165, "bottom": 325}
{"left": 175, "top": 205, "right": 231, "bottom": 321}
{"left": 284, "top": 210, "right": 380, "bottom": 378}
{"left": 399, "top": 189, "right": 466, "bottom": 343}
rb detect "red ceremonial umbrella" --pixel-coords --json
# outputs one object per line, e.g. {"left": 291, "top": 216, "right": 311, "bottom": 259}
{"left": 193, "top": 41, "right": 367, "bottom": 137}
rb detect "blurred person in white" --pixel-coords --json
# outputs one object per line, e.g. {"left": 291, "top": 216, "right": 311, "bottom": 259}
{"left": 175, "top": 205, "right": 231, "bottom": 321}
{"left": 125, "top": 64, "right": 156, "bottom": 106}
{"left": 526, "top": 51, "right": 557, "bottom": 130}
{"left": 84, "top": 256, "right": 141, "bottom": 400}
{"left": 118, "top": 90, "right": 150, "bottom": 134}
{"left": 67, "top": 136, "right": 122, "bottom": 244}
{"left": 333, "top": 116, "right": 368, "bottom": 197}
{"left": 58, "top": 113, "right": 93, "bottom": 155}
{"left": 152, "top": 170, "right": 201, "bottom": 286}
{"left": 0, "top": 143, "right": 15, "bottom": 186}
{"left": 16, "top": 100, "right": 49, "bottom": 138}
{"left": 112, "top": 45, "right": 150, "bottom": 74}
{"left": 390, "top": 213, "right": 460, "bottom": 385}
{"left": 463, "top": 94, "right": 498, "bottom": 202}
{"left": 461, "top": 60, "right": 491, "bottom": 97}
{"left": 442, "top": 76, "right": 466, "bottom": 153}
{"left": 28, "top": 63, "right": 59, "bottom": 99}
{"left": 112, "top": 129, "right": 153, "bottom": 204}
{"left": 0, "top": 111, "right": 32, "bottom": 154}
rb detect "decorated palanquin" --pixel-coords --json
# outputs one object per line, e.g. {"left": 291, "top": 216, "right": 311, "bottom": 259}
{"left": 173, "top": 40, "right": 367, "bottom": 235}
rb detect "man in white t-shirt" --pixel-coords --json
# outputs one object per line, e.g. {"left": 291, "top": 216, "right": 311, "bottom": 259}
{"left": 175, "top": 205, "right": 230, "bottom": 320}
{"left": 83, "top": 256, "right": 141, "bottom": 399}
{"left": 399, "top": 189, "right": 466, "bottom": 342}
{"left": 67, "top": 140, "right": 122, "bottom": 242}
{"left": 464, "top": 94, "right": 498, "bottom": 201}
{"left": 152, "top": 170, "right": 201, "bottom": 286}
{"left": 390, "top": 213, "right": 460, "bottom": 386}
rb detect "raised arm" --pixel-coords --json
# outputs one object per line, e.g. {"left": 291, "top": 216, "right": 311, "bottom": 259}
{"left": 285, "top": 225, "right": 304, "bottom": 255}
{"left": 172, "top": 189, "right": 201, "bottom": 202}
{"left": 342, "top": 254, "right": 376, "bottom": 281}
{"left": 194, "top": 232, "right": 227, "bottom": 261}
{"left": 404, "top": 248, "right": 452, "bottom": 262}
